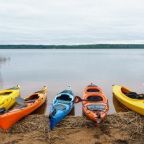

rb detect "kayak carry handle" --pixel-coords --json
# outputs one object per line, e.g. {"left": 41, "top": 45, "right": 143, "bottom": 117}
{"left": 17, "top": 85, "right": 20, "bottom": 88}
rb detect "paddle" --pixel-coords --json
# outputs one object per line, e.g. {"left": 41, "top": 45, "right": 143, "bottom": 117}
{"left": 73, "top": 96, "right": 89, "bottom": 103}
{"left": 0, "top": 108, "right": 6, "bottom": 114}
{"left": 16, "top": 97, "right": 26, "bottom": 107}
{"left": 74, "top": 96, "right": 104, "bottom": 103}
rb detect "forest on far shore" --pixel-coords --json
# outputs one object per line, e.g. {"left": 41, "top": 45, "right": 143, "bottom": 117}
{"left": 0, "top": 44, "right": 144, "bottom": 49}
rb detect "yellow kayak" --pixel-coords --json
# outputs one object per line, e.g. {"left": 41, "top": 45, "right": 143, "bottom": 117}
{"left": 112, "top": 85, "right": 144, "bottom": 115}
{"left": 0, "top": 85, "right": 20, "bottom": 113}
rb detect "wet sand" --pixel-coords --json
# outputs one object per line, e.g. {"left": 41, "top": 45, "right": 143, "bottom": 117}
{"left": 0, "top": 112, "right": 143, "bottom": 144}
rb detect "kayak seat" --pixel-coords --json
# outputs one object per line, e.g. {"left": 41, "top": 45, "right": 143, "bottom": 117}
{"left": 87, "top": 96, "right": 103, "bottom": 101}
{"left": 57, "top": 94, "right": 72, "bottom": 101}
{"left": 126, "top": 92, "right": 144, "bottom": 99}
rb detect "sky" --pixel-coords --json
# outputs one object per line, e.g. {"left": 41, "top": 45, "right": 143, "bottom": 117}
{"left": 0, "top": 0, "right": 144, "bottom": 45}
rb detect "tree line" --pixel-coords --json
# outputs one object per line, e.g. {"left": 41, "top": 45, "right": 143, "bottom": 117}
{"left": 0, "top": 44, "right": 144, "bottom": 49}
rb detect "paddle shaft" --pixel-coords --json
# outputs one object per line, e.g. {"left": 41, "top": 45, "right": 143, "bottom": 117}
{"left": 74, "top": 96, "right": 92, "bottom": 103}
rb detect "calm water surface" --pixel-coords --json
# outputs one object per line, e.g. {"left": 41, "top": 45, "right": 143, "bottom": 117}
{"left": 0, "top": 49, "right": 144, "bottom": 115}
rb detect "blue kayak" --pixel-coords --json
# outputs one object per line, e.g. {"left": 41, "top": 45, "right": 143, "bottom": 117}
{"left": 50, "top": 88, "right": 74, "bottom": 129}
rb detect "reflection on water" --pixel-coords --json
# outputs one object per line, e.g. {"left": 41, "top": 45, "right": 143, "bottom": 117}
{"left": 0, "top": 56, "right": 10, "bottom": 88}
{"left": 113, "top": 95, "right": 129, "bottom": 112}
{"left": 0, "top": 57, "right": 10, "bottom": 63}
{"left": 0, "top": 49, "right": 144, "bottom": 115}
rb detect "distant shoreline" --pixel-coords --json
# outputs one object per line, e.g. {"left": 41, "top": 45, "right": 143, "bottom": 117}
{"left": 0, "top": 44, "right": 144, "bottom": 49}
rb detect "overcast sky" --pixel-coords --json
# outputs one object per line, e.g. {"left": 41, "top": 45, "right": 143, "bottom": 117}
{"left": 0, "top": 0, "right": 144, "bottom": 45}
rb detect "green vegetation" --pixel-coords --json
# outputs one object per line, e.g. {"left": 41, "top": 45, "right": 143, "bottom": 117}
{"left": 0, "top": 44, "right": 144, "bottom": 49}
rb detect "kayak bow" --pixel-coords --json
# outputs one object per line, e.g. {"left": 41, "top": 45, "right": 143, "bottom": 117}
{"left": 50, "top": 87, "right": 74, "bottom": 129}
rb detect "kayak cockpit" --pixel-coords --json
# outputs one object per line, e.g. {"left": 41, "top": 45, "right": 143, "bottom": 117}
{"left": 25, "top": 94, "right": 39, "bottom": 101}
{"left": 121, "top": 87, "right": 144, "bottom": 99}
{"left": 57, "top": 94, "right": 72, "bottom": 101}
{"left": 0, "top": 92, "right": 12, "bottom": 96}
{"left": 87, "top": 95, "right": 103, "bottom": 102}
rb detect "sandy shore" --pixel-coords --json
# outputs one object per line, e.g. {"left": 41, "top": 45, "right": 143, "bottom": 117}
{"left": 0, "top": 112, "right": 143, "bottom": 144}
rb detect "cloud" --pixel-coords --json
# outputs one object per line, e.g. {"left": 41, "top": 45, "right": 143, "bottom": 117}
{"left": 0, "top": 0, "right": 144, "bottom": 44}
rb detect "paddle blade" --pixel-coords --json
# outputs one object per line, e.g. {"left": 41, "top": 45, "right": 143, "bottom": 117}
{"left": 16, "top": 97, "right": 26, "bottom": 106}
{"left": 74, "top": 96, "right": 82, "bottom": 103}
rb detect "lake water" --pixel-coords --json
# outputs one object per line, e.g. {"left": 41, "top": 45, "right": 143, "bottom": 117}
{"left": 0, "top": 49, "right": 144, "bottom": 115}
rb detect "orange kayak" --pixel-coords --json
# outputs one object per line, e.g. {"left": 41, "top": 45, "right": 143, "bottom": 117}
{"left": 0, "top": 86, "right": 48, "bottom": 131}
{"left": 82, "top": 83, "right": 109, "bottom": 124}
